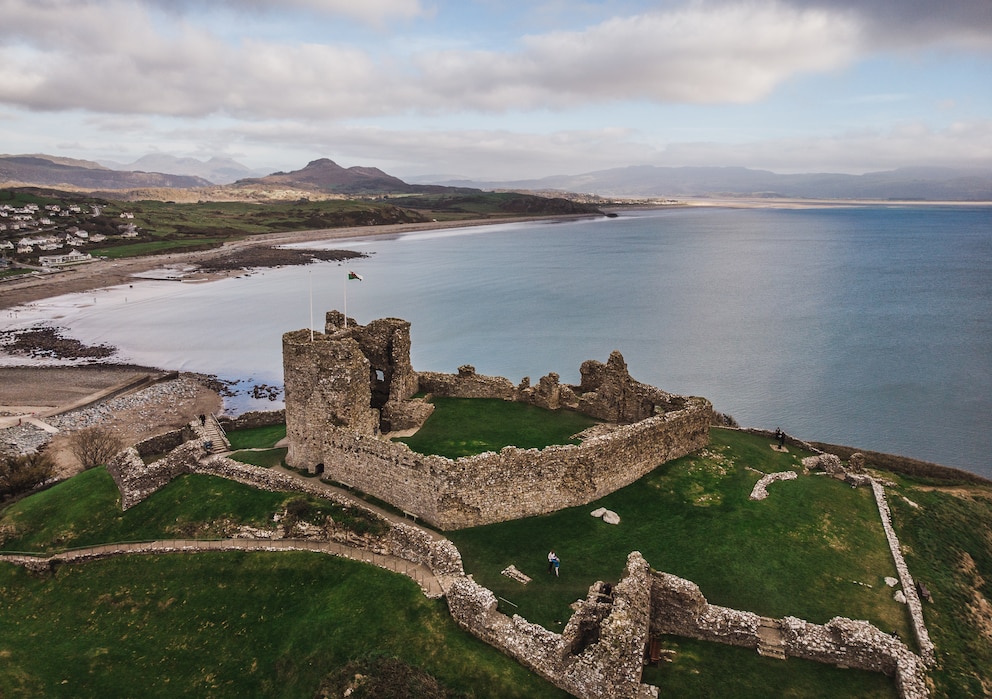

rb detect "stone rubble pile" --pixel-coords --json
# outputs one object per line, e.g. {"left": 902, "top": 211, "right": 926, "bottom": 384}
{"left": 749, "top": 470, "right": 798, "bottom": 500}
{"left": 1, "top": 377, "right": 202, "bottom": 456}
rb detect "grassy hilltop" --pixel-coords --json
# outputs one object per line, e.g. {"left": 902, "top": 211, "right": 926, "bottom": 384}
{"left": 1, "top": 413, "right": 990, "bottom": 698}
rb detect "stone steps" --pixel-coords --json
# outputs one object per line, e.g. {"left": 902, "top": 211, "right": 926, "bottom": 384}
{"left": 757, "top": 617, "right": 788, "bottom": 660}
{"left": 201, "top": 414, "right": 231, "bottom": 454}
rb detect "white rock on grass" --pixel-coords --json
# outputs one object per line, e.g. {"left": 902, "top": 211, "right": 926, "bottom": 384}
{"left": 602, "top": 510, "right": 621, "bottom": 525}
{"left": 591, "top": 507, "right": 607, "bottom": 518}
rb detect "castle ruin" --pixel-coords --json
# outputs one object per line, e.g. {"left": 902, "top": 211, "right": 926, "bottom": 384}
{"left": 282, "top": 311, "right": 713, "bottom": 530}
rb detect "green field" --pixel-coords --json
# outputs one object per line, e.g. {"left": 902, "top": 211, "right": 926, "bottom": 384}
{"left": 2, "top": 420, "right": 990, "bottom": 698}
{"left": 0, "top": 552, "right": 565, "bottom": 699}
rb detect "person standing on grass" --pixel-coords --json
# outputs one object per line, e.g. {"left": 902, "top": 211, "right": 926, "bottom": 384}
{"left": 548, "top": 550, "right": 557, "bottom": 574}
{"left": 553, "top": 554, "right": 560, "bottom": 577}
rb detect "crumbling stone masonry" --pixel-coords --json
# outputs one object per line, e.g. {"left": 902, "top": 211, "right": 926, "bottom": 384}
{"left": 282, "top": 312, "right": 712, "bottom": 530}
{"left": 648, "top": 570, "right": 929, "bottom": 699}
{"left": 446, "top": 551, "right": 659, "bottom": 699}
{"left": 101, "top": 428, "right": 931, "bottom": 699}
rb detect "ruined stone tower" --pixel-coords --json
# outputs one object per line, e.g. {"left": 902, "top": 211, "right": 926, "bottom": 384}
{"left": 282, "top": 311, "right": 432, "bottom": 472}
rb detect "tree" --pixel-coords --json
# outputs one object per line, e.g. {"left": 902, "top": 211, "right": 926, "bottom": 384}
{"left": 69, "top": 425, "right": 125, "bottom": 470}
{"left": 0, "top": 450, "right": 55, "bottom": 499}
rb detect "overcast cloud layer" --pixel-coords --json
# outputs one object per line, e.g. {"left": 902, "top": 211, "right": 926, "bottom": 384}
{"left": 0, "top": 0, "right": 990, "bottom": 179}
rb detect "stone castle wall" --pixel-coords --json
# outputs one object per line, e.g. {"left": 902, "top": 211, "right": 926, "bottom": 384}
{"left": 445, "top": 551, "right": 659, "bottom": 699}
{"left": 648, "top": 569, "right": 928, "bottom": 699}
{"left": 283, "top": 313, "right": 712, "bottom": 530}
{"left": 301, "top": 395, "right": 710, "bottom": 530}
{"left": 101, "top": 426, "right": 929, "bottom": 699}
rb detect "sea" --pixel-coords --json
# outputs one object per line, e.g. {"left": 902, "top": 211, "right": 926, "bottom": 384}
{"left": 3, "top": 204, "right": 990, "bottom": 477}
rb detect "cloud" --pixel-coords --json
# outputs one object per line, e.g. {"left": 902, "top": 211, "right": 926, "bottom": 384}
{"left": 418, "top": 3, "right": 861, "bottom": 109}
{"left": 0, "top": 0, "right": 864, "bottom": 119}
{"left": 145, "top": 0, "right": 429, "bottom": 25}
{"left": 786, "top": 0, "right": 992, "bottom": 50}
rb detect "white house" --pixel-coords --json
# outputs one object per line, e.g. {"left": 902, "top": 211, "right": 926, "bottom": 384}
{"left": 38, "top": 249, "right": 92, "bottom": 267}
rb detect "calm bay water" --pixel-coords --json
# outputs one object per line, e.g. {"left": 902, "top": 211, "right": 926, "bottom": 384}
{"left": 5, "top": 205, "right": 990, "bottom": 476}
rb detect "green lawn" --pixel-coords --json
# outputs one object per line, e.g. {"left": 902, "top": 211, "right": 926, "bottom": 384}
{"left": 0, "top": 552, "right": 566, "bottom": 699}
{"left": 396, "top": 398, "right": 600, "bottom": 458}
{"left": 229, "top": 447, "right": 287, "bottom": 469}
{"left": 449, "top": 428, "right": 909, "bottom": 639}
{"left": 226, "top": 424, "right": 287, "bottom": 450}
{"left": 0, "top": 468, "right": 380, "bottom": 552}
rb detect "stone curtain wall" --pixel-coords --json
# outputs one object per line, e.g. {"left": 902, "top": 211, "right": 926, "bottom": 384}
{"left": 780, "top": 617, "right": 929, "bottom": 699}
{"left": 313, "top": 396, "right": 711, "bottom": 530}
{"left": 283, "top": 313, "right": 714, "bottom": 529}
{"left": 648, "top": 569, "right": 929, "bottom": 699}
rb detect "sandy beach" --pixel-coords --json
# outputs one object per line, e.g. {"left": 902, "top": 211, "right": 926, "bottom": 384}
{"left": 0, "top": 217, "right": 534, "bottom": 311}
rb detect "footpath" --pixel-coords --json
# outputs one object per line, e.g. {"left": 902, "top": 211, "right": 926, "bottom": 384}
{"left": 0, "top": 453, "right": 450, "bottom": 599}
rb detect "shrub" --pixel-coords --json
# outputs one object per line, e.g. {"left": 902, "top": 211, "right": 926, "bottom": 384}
{"left": 0, "top": 450, "right": 55, "bottom": 500}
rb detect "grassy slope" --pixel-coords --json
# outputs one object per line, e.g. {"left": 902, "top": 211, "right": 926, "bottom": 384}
{"left": 887, "top": 483, "right": 992, "bottom": 697}
{"left": 0, "top": 469, "right": 378, "bottom": 552}
{"left": 2, "top": 422, "right": 989, "bottom": 698}
{"left": 0, "top": 552, "right": 565, "bottom": 699}
{"left": 449, "top": 428, "right": 907, "bottom": 636}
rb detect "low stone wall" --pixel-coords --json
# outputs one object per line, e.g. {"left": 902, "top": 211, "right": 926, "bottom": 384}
{"left": 780, "top": 616, "right": 928, "bottom": 699}
{"left": 647, "top": 568, "right": 928, "bottom": 699}
{"left": 749, "top": 470, "right": 798, "bottom": 500}
{"left": 871, "top": 479, "right": 935, "bottom": 665}
{"left": 133, "top": 426, "right": 190, "bottom": 457}
{"left": 650, "top": 571, "right": 760, "bottom": 647}
{"left": 418, "top": 366, "right": 517, "bottom": 400}
{"left": 107, "top": 442, "right": 202, "bottom": 510}
{"left": 314, "top": 395, "right": 712, "bottom": 530}
{"left": 218, "top": 409, "right": 286, "bottom": 431}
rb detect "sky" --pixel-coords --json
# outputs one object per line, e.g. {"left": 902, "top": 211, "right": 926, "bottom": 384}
{"left": 0, "top": 0, "right": 991, "bottom": 181}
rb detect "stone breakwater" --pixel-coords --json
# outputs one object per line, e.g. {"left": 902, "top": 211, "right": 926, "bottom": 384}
{"left": 1, "top": 375, "right": 203, "bottom": 456}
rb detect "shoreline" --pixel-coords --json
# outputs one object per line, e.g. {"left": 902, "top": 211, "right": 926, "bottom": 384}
{"left": 6, "top": 198, "right": 990, "bottom": 311}
{"left": 0, "top": 215, "right": 588, "bottom": 311}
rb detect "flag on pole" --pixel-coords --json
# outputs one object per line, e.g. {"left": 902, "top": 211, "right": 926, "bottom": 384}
{"left": 348, "top": 271, "right": 363, "bottom": 281}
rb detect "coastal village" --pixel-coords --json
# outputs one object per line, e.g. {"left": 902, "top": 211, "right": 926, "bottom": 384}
{"left": 0, "top": 197, "right": 136, "bottom": 271}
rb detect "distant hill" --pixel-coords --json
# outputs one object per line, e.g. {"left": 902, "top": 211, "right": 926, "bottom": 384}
{"left": 428, "top": 165, "right": 992, "bottom": 201}
{"left": 233, "top": 158, "right": 464, "bottom": 195}
{"left": 0, "top": 155, "right": 212, "bottom": 190}
{"left": 102, "top": 154, "right": 269, "bottom": 185}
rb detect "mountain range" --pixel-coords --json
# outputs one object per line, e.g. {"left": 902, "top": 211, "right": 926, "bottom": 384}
{"left": 2, "top": 153, "right": 991, "bottom": 201}
{"left": 422, "top": 165, "right": 992, "bottom": 201}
